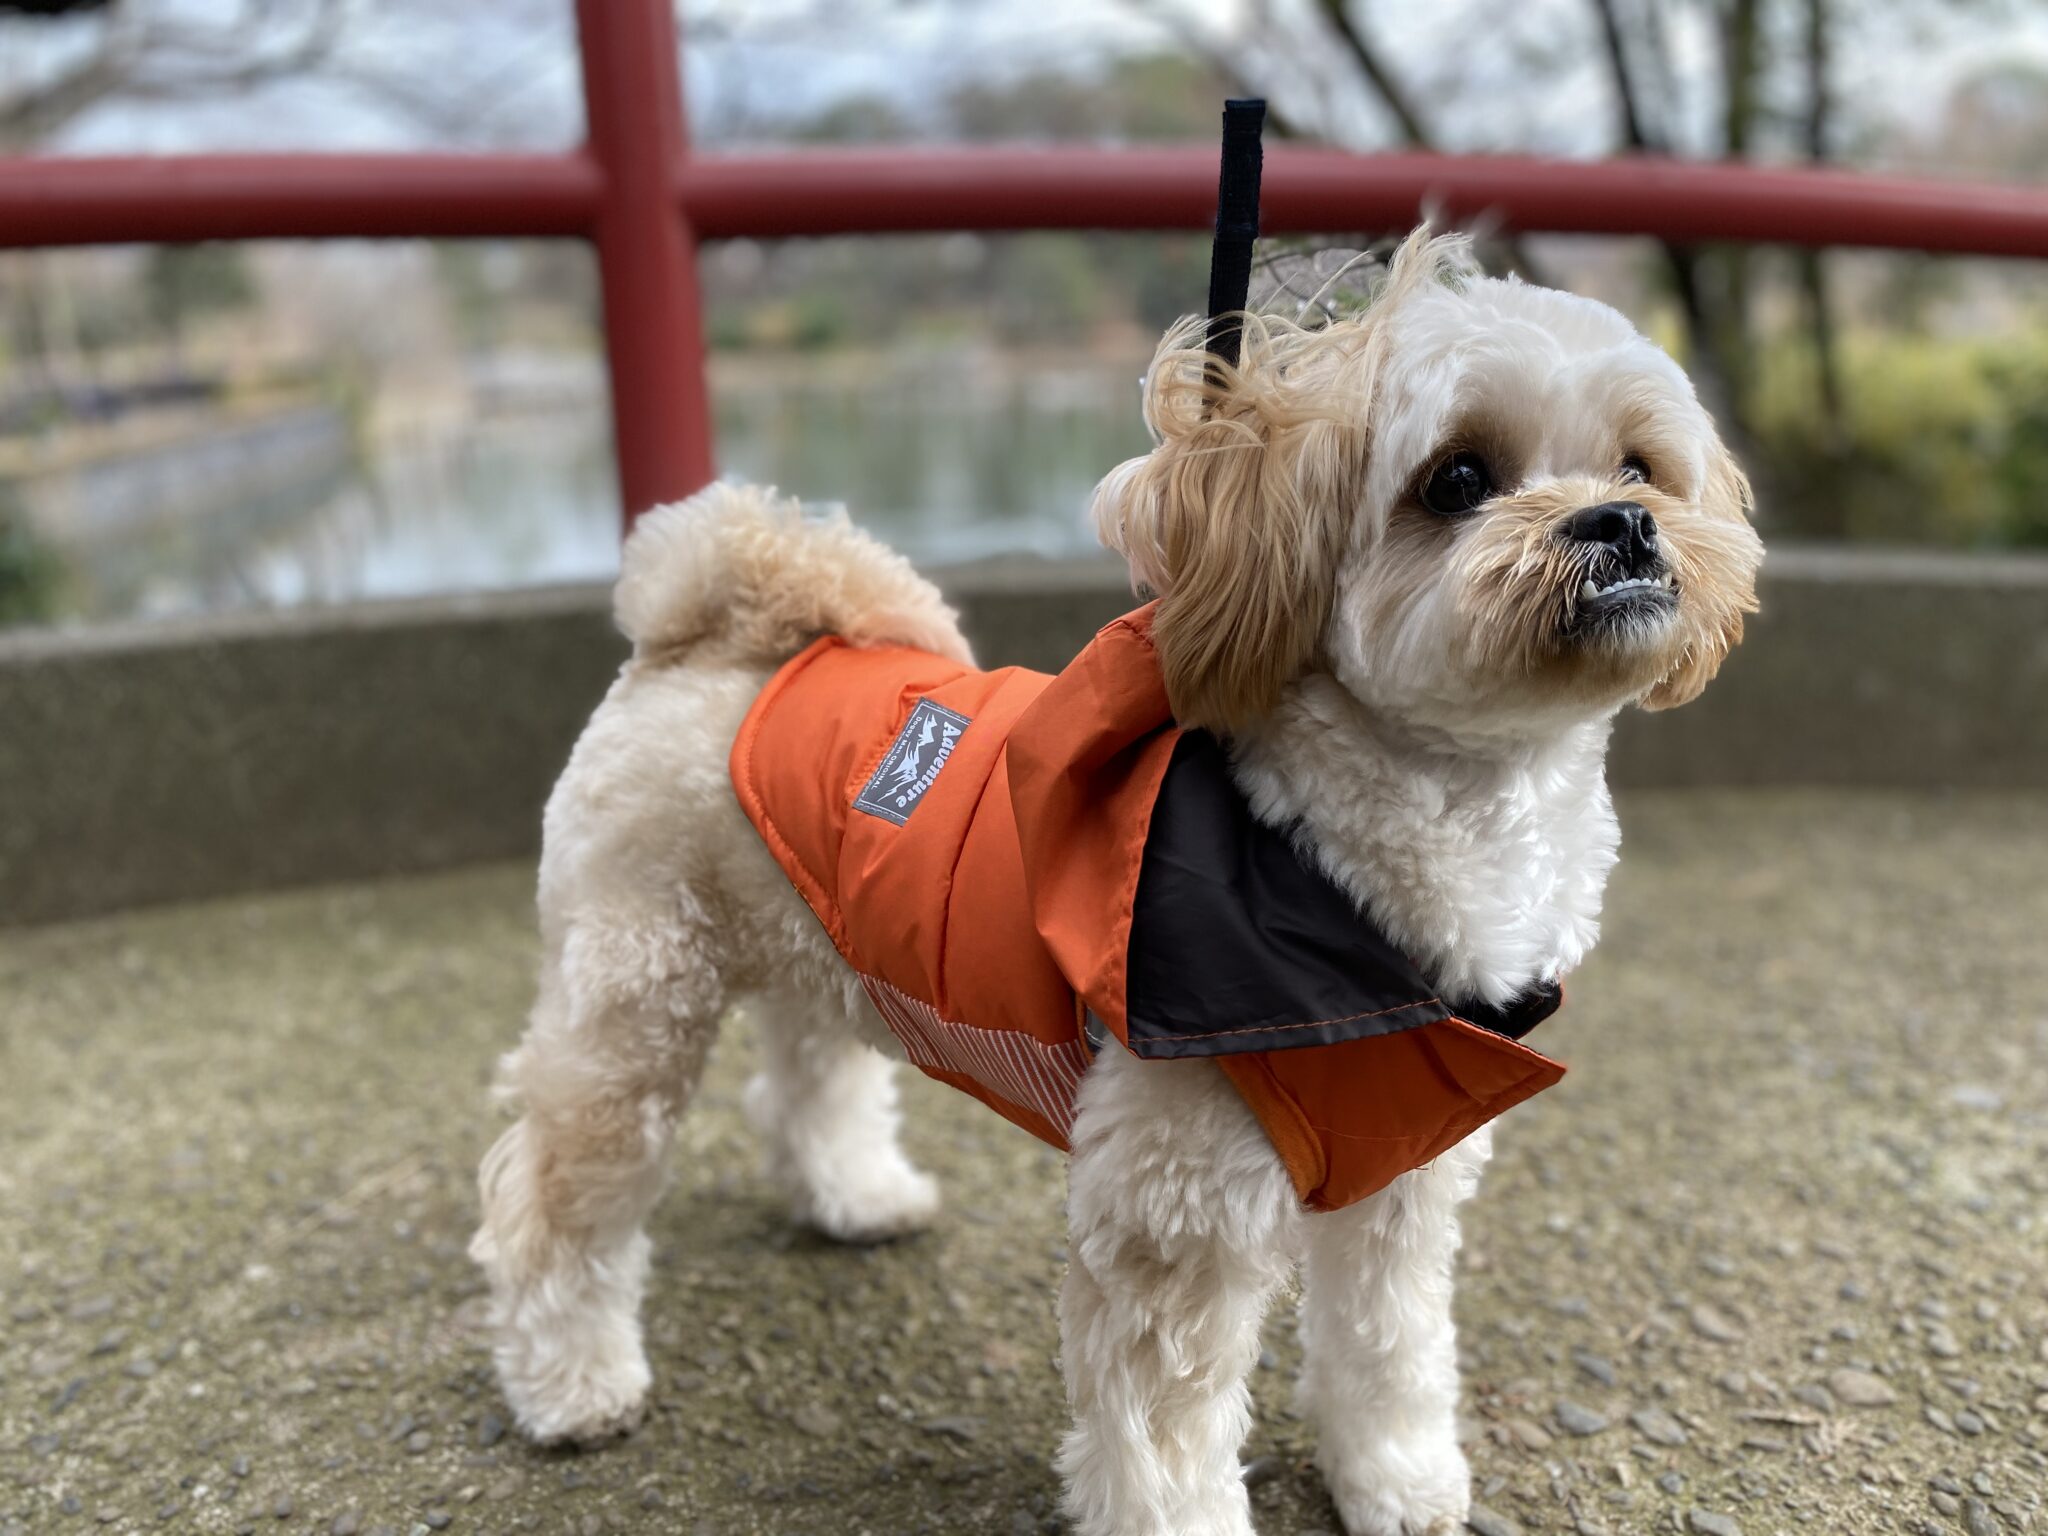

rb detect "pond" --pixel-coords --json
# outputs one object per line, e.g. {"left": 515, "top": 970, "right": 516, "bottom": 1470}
{"left": 8, "top": 350, "right": 1154, "bottom": 630}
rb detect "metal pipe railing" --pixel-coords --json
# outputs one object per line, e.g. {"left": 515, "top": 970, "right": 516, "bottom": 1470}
{"left": 13, "top": 146, "right": 2040, "bottom": 254}
{"left": 1, "top": 0, "right": 2043, "bottom": 525}
{"left": 677, "top": 147, "right": 2048, "bottom": 255}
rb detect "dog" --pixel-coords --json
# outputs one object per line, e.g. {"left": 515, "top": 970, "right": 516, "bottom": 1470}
{"left": 469, "top": 230, "right": 1763, "bottom": 1536}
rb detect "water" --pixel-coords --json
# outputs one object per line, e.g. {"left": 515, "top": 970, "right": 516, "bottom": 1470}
{"left": 717, "top": 350, "right": 1151, "bottom": 566}
{"left": 13, "top": 350, "right": 1153, "bottom": 630}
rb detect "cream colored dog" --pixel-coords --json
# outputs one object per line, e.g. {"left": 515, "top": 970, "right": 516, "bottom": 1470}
{"left": 470, "top": 231, "right": 1763, "bottom": 1536}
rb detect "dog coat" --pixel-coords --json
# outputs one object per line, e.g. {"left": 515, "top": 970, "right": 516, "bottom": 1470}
{"left": 730, "top": 606, "right": 1566, "bottom": 1212}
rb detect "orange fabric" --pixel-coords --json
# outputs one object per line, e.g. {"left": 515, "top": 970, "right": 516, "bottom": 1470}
{"left": 729, "top": 608, "right": 1565, "bottom": 1211}
{"left": 1003, "top": 614, "right": 1182, "bottom": 1044}
{"left": 730, "top": 635, "right": 1082, "bottom": 1148}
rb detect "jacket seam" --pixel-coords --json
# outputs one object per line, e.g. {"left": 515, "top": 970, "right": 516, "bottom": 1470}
{"left": 735, "top": 643, "right": 845, "bottom": 923}
{"left": 1128, "top": 997, "right": 1442, "bottom": 1042}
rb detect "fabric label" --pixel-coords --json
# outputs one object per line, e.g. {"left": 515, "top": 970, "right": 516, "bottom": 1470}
{"left": 853, "top": 698, "right": 971, "bottom": 825}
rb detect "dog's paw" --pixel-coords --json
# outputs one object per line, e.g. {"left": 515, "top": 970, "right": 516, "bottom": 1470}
{"left": 798, "top": 1163, "right": 942, "bottom": 1245}
{"left": 502, "top": 1348, "right": 652, "bottom": 1448}
{"left": 798, "top": 1160, "right": 941, "bottom": 1244}
{"left": 525, "top": 1379, "right": 649, "bottom": 1449}
{"left": 1320, "top": 1435, "right": 1470, "bottom": 1536}
{"left": 487, "top": 1293, "right": 654, "bottom": 1451}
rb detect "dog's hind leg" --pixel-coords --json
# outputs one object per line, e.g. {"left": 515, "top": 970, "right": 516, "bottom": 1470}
{"left": 1296, "top": 1128, "right": 1491, "bottom": 1536}
{"left": 741, "top": 983, "right": 940, "bottom": 1243}
{"left": 1056, "top": 1048, "right": 1302, "bottom": 1536}
{"left": 470, "top": 898, "right": 724, "bottom": 1446}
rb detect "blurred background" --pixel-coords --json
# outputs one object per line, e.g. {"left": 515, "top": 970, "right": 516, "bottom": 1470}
{"left": 6, "top": 8, "right": 2048, "bottom": 1536}
{"left": 3, "top": 0, "right": 2046, "bottom": 631}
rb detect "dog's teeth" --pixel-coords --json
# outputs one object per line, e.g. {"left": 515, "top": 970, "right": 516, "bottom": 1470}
{"left": 1583, "top": 572, "right": 1672, "bottom": 605}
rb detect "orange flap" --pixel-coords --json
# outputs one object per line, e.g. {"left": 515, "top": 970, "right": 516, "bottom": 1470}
{"left": 1004, "top": 606, "right": 1180, "bottom": 1043}
{"left": 1222, "top": 1019, "right": 1566, "bottom": 1210}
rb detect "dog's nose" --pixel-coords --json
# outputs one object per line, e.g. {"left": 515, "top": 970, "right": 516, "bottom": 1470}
{"left": 1567, "top": 500, "right": 1659, "bottom": 570}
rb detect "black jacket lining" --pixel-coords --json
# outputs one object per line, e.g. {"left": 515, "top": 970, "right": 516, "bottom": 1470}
{"left": 1122, "top": 731, "right": 1560, "bottom": 1061}
{"left": 1456, "top": 983, "right": 1562, "bottom": 1042}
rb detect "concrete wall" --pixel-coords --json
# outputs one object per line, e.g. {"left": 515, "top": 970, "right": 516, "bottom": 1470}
{"left": 4, "top": 546, "right": 2044, "bottom": 927}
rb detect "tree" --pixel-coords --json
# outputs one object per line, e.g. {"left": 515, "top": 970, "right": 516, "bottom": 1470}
{"left": 0, "top": 487, "right": 62, "bottom": 626}
{"left": 0, "top": 0, "right": 344, "bottom": 149}
{"left": 1126, "top": 0, "right": 1938, "bottom": 460}
{"left": 142, "top": 243, "right": 255, "bottom": 357}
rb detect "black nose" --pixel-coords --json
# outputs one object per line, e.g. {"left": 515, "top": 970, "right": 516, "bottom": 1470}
{"left": 1566, "top": 500, "right": 1659, "bottom": 572}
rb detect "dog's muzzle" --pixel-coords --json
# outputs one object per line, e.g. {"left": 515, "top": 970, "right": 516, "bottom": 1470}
{"left": 1564, "top": 500, "right": 1676, "bottom": 626}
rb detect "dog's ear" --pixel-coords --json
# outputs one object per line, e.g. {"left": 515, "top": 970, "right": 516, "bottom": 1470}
{"left": 1090, "top": 340, "right": 1358, "bottom": 734}
{"left": 1092, "top": 229, "right": 1469, "bottom": 735}
{"left": 1640, "top": 438, "right": 1764, "bottom": 711}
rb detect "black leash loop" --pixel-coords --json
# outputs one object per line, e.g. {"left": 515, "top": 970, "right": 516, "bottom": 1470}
{"left": 1204, "top": 98, "right": 1267, "bottom": 376}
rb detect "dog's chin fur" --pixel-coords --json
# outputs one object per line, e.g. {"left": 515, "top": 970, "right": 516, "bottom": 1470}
{"left": 469, "top": 232, "right": 1762, "bottom": 1536}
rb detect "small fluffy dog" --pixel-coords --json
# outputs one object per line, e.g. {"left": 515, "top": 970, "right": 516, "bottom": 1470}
{"left": 470, "top": 232, "right": 1763, "bottom": 1536}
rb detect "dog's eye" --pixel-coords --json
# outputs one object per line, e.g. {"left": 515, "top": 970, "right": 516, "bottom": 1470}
{"left": 1619, "top": 454, "right": 1652, "bottom": 486}
{"left": 1420, "top": 452, "right": 1496, "bottom": 517}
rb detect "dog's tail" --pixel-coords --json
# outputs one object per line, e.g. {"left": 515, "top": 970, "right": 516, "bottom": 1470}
{"left": 613, "top": 481, "right": 972, "bottom": 665}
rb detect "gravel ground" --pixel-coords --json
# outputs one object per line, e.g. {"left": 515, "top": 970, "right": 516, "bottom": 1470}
{"left": 3, "top": 790, "right": 2047, "bottom": 1536}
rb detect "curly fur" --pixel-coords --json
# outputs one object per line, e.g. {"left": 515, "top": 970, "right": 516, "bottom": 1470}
{"left": 470, "top": 231, "right": 1762, "bottom": 1536}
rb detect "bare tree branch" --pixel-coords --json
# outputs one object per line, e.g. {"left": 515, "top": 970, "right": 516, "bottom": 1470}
{"left": 0, "top": 0, "right": 344, "bottom": 145}
{"left": 1589, "top": 0, "right": 1662, "bottom": 153}
{"left": 1574, "top": 0, "right": 1755, "bottom": 451}
{"left": 1119, "top": 0, "right": 1315, "bottom": 139}
{"left": 1704, "top": 0, "right": 1764, "bottom": 424}
{"left": 1636, "top": 0, "right": 1683, "bottom": 151}
{"left": 323, "top": 34, "right": 568, "bottom": 148}
{"left": 0, "top": 47, "right": 127, "bottom": 140}
{"left": 1304, "top": 1, "right": 1548, "bottom": 280}
{"left": 1313, "top": 0, "right": 1432, "bottom": 147}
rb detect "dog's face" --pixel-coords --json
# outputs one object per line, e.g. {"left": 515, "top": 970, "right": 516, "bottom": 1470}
{"left": 1093, "top": 232, "right": 1765, "bottom": 741}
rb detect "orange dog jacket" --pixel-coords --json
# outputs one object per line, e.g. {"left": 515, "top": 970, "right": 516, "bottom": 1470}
{"left": 730, "top": 607, "right": 1566, "bottom": 1212}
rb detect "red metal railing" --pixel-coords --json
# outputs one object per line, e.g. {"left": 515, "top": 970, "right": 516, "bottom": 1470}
{"left": 5, "top": 0, "right": 2048, "bottom": 525}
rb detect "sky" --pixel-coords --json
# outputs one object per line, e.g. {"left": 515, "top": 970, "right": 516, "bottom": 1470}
{"left": 6, "top": 0, "right": 2047, "bottom": 165}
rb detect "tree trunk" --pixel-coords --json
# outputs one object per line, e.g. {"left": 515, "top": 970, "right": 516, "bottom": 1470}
{"left": 1710, "top": 0, "right": 1763, "bottom": 414}
{"left": 1585, "top": 0, "right": 1750, "bottom": 447}
{"left": 1801, "top": 0, "right": 1849, "bottom": 457}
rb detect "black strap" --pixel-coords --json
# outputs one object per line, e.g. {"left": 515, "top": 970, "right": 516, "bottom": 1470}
{"left": 1204, "top": 98, "right": 1266, "bottom": 374}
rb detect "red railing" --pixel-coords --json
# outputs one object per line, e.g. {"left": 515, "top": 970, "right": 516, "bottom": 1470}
{"left": 5, "top": 0, "right": 2047, "bottom": 526}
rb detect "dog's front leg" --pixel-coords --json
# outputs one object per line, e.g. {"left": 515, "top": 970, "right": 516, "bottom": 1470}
{"left": 1297, "top": 1128, "right": 1492, "bottom": 1536}
{"left": 1056, "top": 1049, "right": 1300, "bottom": 1536}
